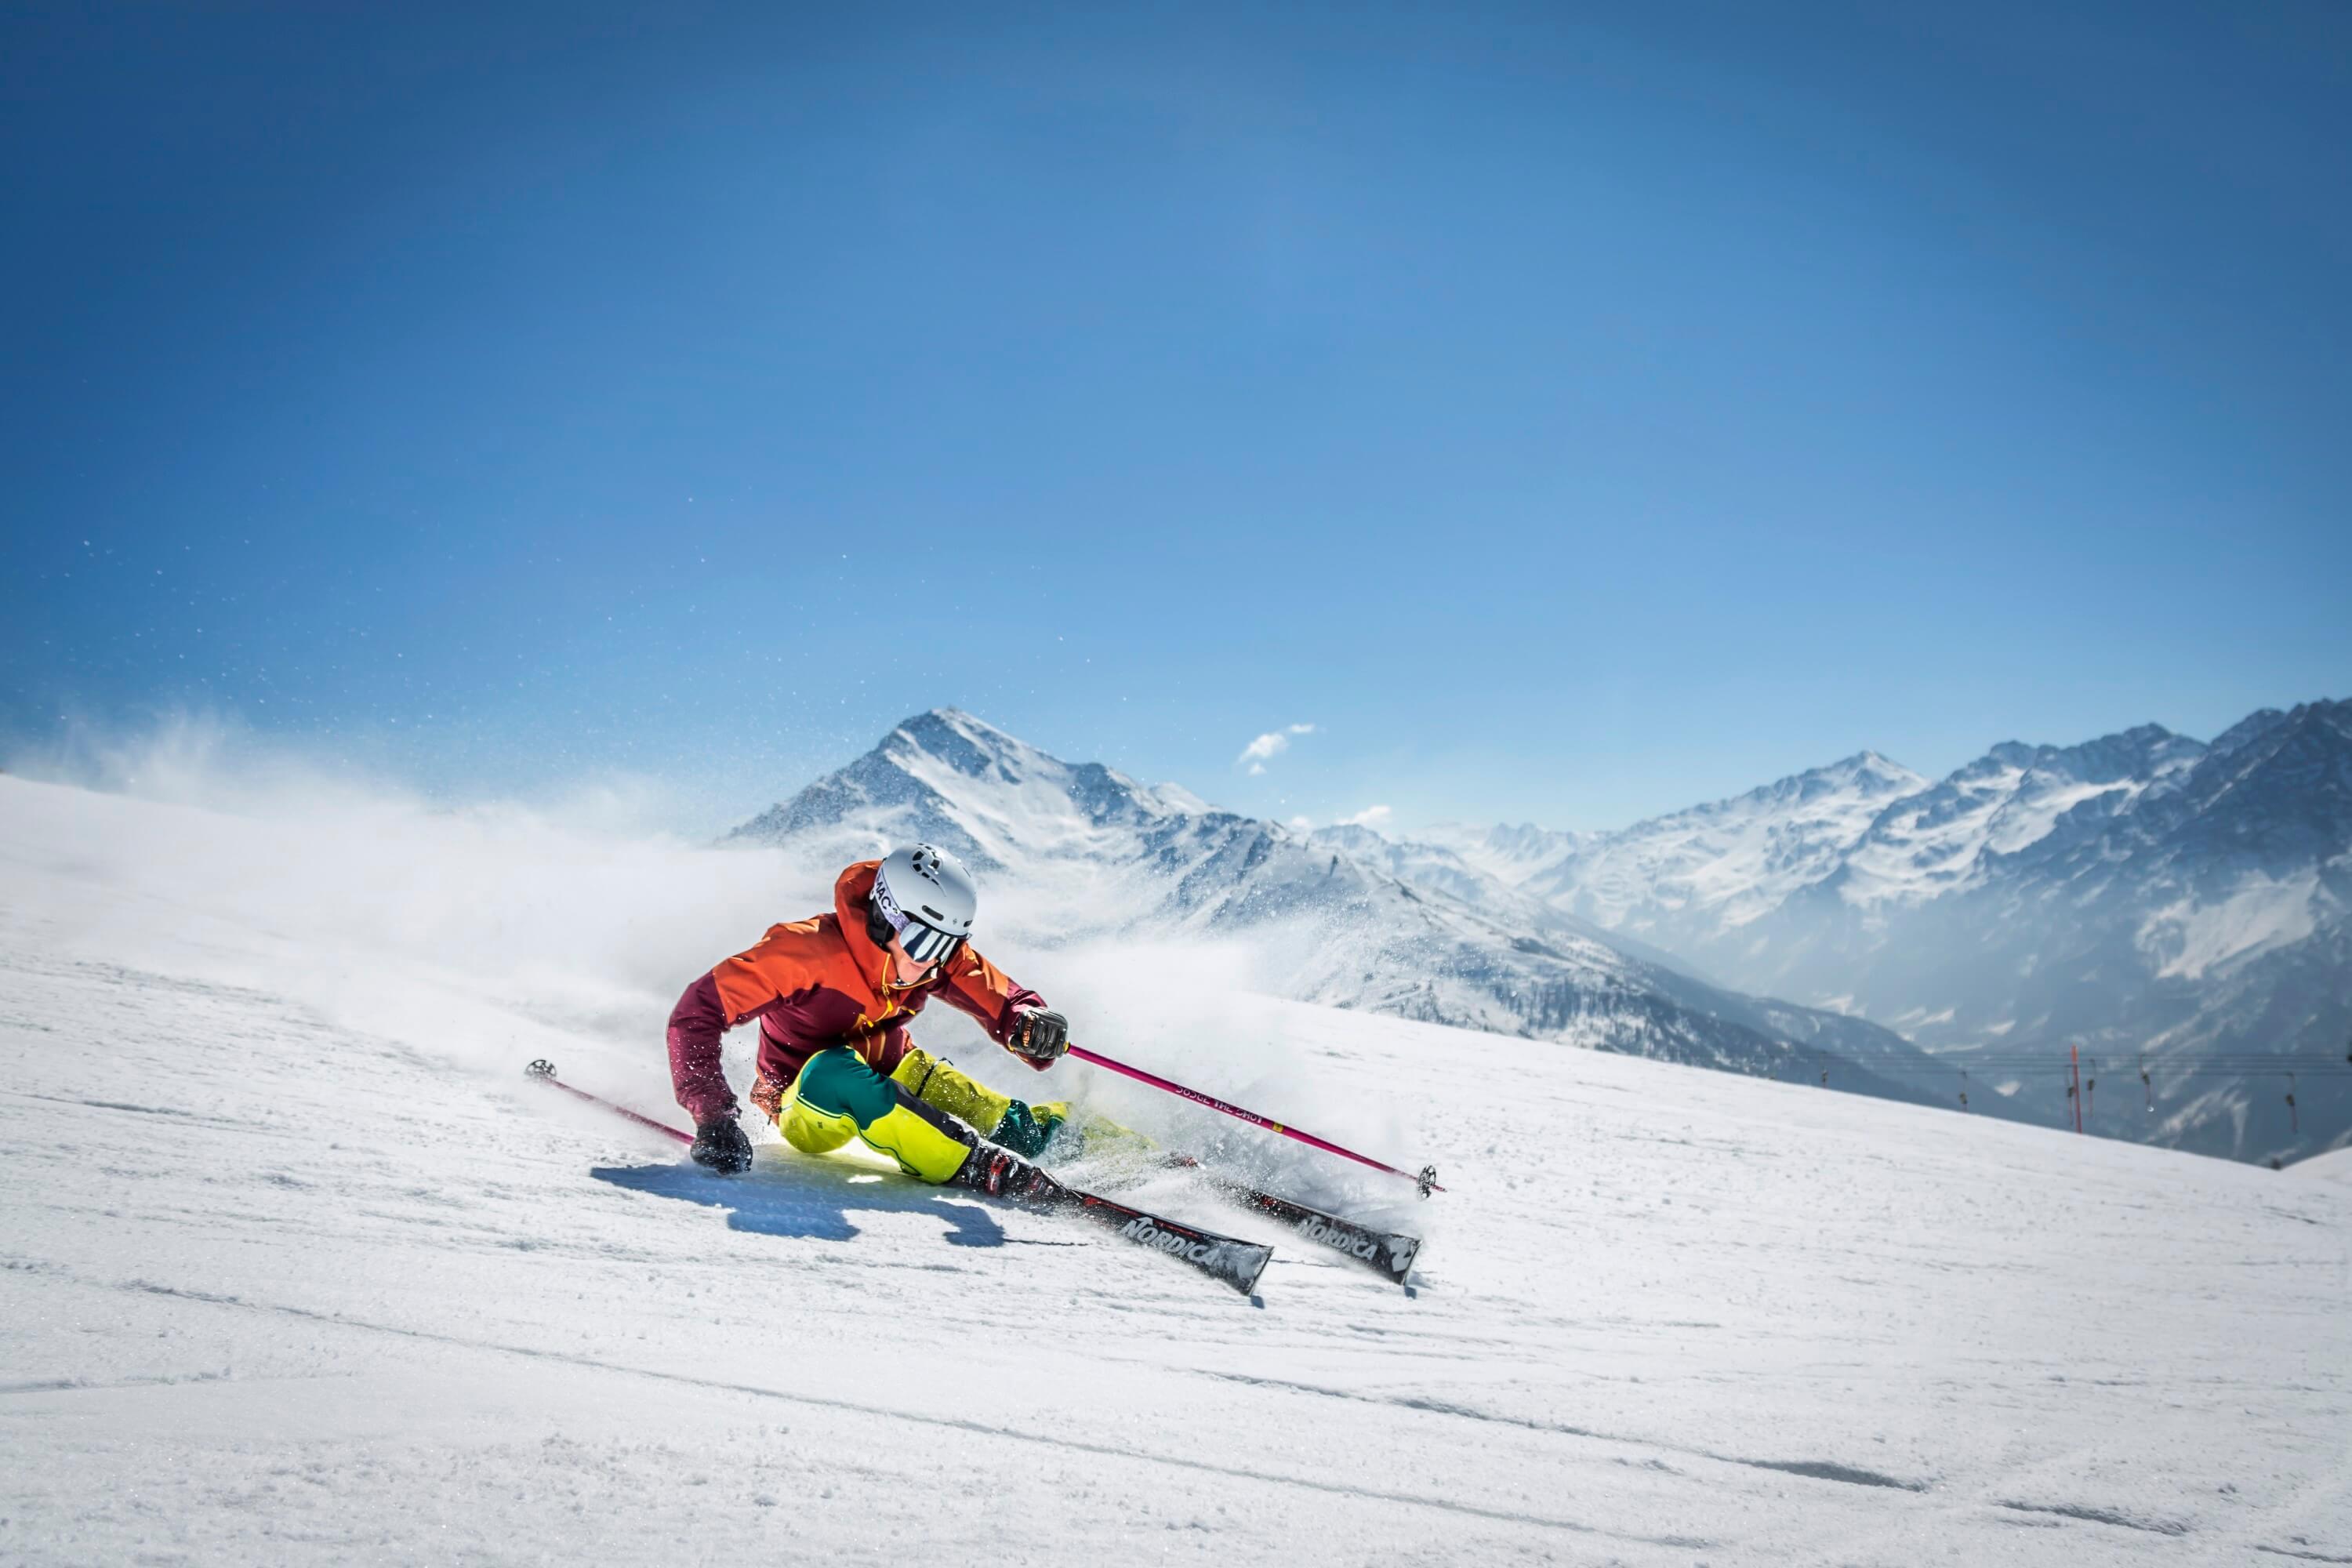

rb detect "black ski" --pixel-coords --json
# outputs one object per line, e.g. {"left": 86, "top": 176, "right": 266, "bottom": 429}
{"left": 1042, "top": 1179, "right": 1272, "bottom": 1296}
{"left": 1165, "top": 1156, "right": 1422, "bottom": 1288}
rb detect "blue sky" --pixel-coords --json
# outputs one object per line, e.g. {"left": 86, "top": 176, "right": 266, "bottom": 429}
{"left": 5, "top": 2, "right": 2347, "bottom": 834}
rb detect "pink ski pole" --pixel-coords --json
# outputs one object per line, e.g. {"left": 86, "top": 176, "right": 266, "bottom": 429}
{"left": 1065, "top": 1044, "right": 1441, "bottom": 1196}
{"left": 524, "top": 1059, "right": 691, "bottom": 1146}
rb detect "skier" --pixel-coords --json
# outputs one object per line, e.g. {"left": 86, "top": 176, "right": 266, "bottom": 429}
{"left": 665, "top": 843, "right": 1073, "bottom": 1195}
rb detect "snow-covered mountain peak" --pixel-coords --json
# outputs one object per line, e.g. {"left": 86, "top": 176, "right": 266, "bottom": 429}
{"left": 2205, "top": 706, "right": 2296, "bottom": 763}
{"left": 1574, "top": 753, "right": 1929, "bottom": 847}
{"left": 1969, "top": 724, "right": 2200, "bottom": 787}
{"left": 880, "top": 706, "right": 1033, "bottom": 781}
{"left": 1847, "top": 750, "right": 1916, "bottom": 786}
{"left": 1307, "top": 822, "right": 1393, "bottom": 857}
{"left": 1838, "top": 723, "right": 2209, "bottom": 903}
{"left": 1517, "top": 750, "right": 1929, "bottom": 935}
{"left": 1715, "top": 750, "right": 1926, "bottom": 815}
{"left": 1401, "top": 699, "right": 2350, "bottom": 1162}
{"left": 730, "top": 710, "right": 1215, "bottom": 872}
{"left": 1802, "top": 749, "right": 1918, "bottom": 790}
{"left": 2158, "top": 699, "right": 2352, "bottom": 862}
{"left": 2198, "top": 699, "right": 2349, "bottom": 782}
{"left": 1417, "top": 820, "right": 1589, "bottom": 886}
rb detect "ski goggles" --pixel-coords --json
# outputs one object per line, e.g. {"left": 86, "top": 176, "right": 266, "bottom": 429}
{"left": 871, "top": 877, "right": 967, "bottom": 966}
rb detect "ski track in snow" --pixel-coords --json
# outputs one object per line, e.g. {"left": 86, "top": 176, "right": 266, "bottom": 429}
{"left": 2, "top": 775, "right": 2350, "bottom": 1565}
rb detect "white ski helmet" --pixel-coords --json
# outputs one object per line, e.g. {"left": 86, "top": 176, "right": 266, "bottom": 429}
{"left": 869, "top": 843, "right": 978, "bottom": 964}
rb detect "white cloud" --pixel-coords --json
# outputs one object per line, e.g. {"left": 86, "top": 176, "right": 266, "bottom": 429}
{"left": 1287, "top": 815, "right": 1313, "bottom": 829}
{"left": 1237, "top": 722, "right": 1316, "bottom": 771}
{"left": 1337, "top": 804, "right": 1392, "bottom": 828}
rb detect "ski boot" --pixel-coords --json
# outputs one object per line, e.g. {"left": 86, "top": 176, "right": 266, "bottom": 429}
{"left": 990, "top": 1100, "right": 1152, "bottom": 1163}
{"left": 989, "top": 1098, "right": 1065, "bottom": 1159}
{"left": 950, "top": 1144, "right": 1064, "bottom": 1203}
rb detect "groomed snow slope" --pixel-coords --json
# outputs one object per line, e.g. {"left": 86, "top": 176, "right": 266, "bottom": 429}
{"left": 3, "top": 774, "right": 2348, "bottom": 1566}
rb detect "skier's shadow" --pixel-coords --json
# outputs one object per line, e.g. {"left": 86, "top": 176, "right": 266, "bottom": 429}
{"left": 593, "top": 1158, "right": 1011, "bottom": 1248}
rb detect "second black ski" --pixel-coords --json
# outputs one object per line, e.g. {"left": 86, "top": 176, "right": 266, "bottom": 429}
{"left": 1165, "top": 1156, "right": 1422, "bottom": 1288}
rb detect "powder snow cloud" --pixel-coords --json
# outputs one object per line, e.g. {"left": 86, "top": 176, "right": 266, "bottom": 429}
{"left": 1337, "top": 804, "right": 1392, "bottom": 828}
{"left": 1238, "top": 723, "right": 1316, "bottom": 775}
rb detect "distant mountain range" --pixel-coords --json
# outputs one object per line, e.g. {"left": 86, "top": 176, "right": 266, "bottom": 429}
{"left": 724, "top": 701, "right": 2350, "bottom": 1165}
{"left": 723, "top": 710, "right": 1974, "bottom": 1113}
{"left": 1421, "top": 701, "right": 2352, "bottom": 1164}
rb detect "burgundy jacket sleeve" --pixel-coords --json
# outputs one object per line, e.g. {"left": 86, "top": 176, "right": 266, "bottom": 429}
{"left": 667, "top": 970, "right": 739, "bottom": 1123}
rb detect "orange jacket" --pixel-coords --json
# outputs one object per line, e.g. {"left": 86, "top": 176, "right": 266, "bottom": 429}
{"left": 666, "top": 860, "right": 1043, "bottom": 1123}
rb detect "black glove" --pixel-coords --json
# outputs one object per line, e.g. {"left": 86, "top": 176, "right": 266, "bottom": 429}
{"left": 1008, "top": 1008, "right": 1069, "bottom": 1069}
{"left": 691, "top": 1115, "right": 753, "bottom": 1175}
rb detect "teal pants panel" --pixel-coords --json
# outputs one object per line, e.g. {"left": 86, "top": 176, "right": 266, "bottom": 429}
{"left": 792, "top": 1046, "right": 898, "bottom": 1128}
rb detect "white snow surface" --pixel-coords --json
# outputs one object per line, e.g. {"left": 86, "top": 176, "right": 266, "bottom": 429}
{"left": 2290, "top": 1146, "right": 2352, "bottom": 1186}
{"left": 5, "top": 772, "right": 2350, "bottom": 1565}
